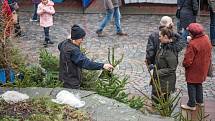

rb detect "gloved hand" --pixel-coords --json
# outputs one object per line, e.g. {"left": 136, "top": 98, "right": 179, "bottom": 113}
{"left": 193, "top": 10, "right": 198, "bottom": 16}
{"left": 103, "top": 64, "right": 114, "bottom": 71}
{"left": 149, "top": 64, "right": 154, "bottom": 70}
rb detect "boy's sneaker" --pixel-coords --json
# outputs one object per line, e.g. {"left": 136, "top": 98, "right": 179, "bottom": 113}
{"left": 181, "top": 104, "right": 196, "bottom": 111}
{"left": 196, "top": 103, "right": 204, "bottom": 107}
{"left": 30, "top": 18, "right": 38, "bottom": 22}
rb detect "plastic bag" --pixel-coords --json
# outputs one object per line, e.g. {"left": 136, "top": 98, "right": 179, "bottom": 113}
{"left": 52, "top": 90, "right": 85, "bottom": 108}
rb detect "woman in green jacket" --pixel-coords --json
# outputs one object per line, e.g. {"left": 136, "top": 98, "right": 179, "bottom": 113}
{"left": 151, "top": 27, "right": 179, "bottom": 105}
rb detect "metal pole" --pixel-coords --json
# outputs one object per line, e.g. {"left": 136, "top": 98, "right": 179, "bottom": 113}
{"left": 82, "top": 0, "right": 85, "bottom": 14}
{"left": 199, "top": 0, "right": 201, "bottom": 15}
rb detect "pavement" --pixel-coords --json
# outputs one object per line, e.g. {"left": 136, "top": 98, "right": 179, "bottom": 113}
{"left": 13, "top": 11, "right": 215, "bottom": 119}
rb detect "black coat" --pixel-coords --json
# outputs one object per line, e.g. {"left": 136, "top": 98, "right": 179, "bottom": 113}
{"left": 178, "top": 0, "right": 199, "bottom": 28}
{"left": 58, "top": 40, "right": 104, "bottom": 89}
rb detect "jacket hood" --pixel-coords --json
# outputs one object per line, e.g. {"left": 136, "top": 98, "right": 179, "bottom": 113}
{"left": 187, "top": 23, "right": 204, "bottom": 37}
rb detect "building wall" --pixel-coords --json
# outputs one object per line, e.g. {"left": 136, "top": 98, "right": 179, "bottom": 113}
{"left": 124, "top": 0, "right": 177, "bottom": 4}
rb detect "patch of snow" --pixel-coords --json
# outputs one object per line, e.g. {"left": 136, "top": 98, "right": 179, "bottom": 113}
{"left": 52, "top": 90, "right": 85, "bottom": 108}
{"left": 0, "top": 91, "right": 29, "bottom": 104}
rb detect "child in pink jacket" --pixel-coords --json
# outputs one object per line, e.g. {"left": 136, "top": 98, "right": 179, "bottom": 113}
{"left": 37, "top": 0, "right": 55, "bottom": 47}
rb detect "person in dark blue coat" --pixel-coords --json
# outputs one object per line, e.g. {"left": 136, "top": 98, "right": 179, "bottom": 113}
{"left": 208, "top": 0, "right": 215, "bottom": 46}
{"left": 58, "top": 25, "right": 113, "bottom": 89}
{"left": 178, "top": 0, "right": 198, "bottom": 42}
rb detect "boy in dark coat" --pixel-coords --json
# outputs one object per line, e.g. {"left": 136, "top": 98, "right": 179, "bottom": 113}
{"left": 58, "top": 25, "right": 113, "bottom": 89}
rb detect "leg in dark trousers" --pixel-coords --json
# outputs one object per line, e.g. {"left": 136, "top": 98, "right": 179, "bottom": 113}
{"left": 210, "top": 8, "right": 215, "bottom": 45}
{"left": 43, "top": 27, "right": 54, "bottom": 47}
{"left": 32, "top": 3, "right": 39, "bottom": 21}
{"left": 195, "top": 84, "right": 203, "bottom": 104}
{"left": 14, "top": 23, "right": 21, "bottom": 36}
{"left": 151, "top": 86, "right": 170, "bottom": 104}
{"left": 43, "top": 27, "right": 50, "bottom": 47}
{"left": 14, "top": 17, "right": 22, "bottom": 37}
{"left": 151, "top": 84, "right": 160, "bottom": 105}
{"left": 44, "top": 27, "right": 50, "bottom": 41}
{"left": 187, "top": 83, "right": 197, "bottom": 107}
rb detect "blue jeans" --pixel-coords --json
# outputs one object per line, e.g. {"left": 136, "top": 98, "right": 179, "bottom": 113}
{"left": 98, "top": 7, "right": 122, "bottom": 33}
{"left": 32, "top": 3, "right": 39, "bottom": 20}
{"left": 187, "top": 83, "right": 203, "bottom": 107}
{"left": 176, "top": 18, "right": 182, "bottom": 34}
{"left": 44, "top": 27, "right": 50, "bottom": 41}
{"left": 210, "top": 8, "right": 215, "bottom": 45}
{"left": 182, "top": 28, "right": 189, "bottom": 43}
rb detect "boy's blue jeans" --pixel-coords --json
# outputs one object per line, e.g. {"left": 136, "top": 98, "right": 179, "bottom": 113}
{"left": 187, "top": 83, "right": 203, "bottom": 107}
{"left": 98, "top": 7, "right": 122, "bottom": 33}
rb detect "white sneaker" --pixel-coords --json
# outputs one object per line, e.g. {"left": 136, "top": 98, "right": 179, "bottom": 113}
{"left": 181, "top": 104, "right": 196, "bottom": 111}
{"left": 196, "top": 103, "right": 204, "bottom": 107}
{"left": 30, "top": 18, "right": 38, "bottom": 22}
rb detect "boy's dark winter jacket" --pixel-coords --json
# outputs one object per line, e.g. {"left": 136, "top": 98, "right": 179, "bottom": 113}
{"left": 58, "top": 39, "right": 104, "bottom": 89}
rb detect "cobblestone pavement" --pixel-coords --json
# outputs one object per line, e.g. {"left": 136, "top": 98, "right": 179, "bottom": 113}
{"left": 15, "top": 12, "right": 215, "bottom": 99}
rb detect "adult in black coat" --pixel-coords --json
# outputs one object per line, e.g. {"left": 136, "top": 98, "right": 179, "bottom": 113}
{"left": 208, "top": 0, "right": 215, "bottom": 46}
{"left": 178, "top": 0, "right": 199, "bottom": 42}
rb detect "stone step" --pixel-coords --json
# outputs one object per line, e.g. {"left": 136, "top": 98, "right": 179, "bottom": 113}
{"left": 180, "top": 96, "right": 215, "bottom": 121}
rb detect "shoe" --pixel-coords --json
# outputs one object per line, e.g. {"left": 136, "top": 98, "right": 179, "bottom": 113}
{"left": 48, "top": 40, "right": 54, "bottom": 44}
{"left": 116, "top": 32, "right": 128, "bottom": 36}
{"left": 30, "top": 18, "right": 38, "bottom": 22}
{"left": 181, "top": 104, "right": 196, "bottom": 111}
{"left": 43, "top": 41, "right": 48, "bottom": 48}
{"left": 19, "top": 33, "right": 25, "bottom": 37}
{"left": 96, "top": 30, "right": 105, "bottom": 37}
{"left": 196, "top": 103, "right": 204, "bottom": 107}
{"left": 15, "top": 33, "right": 25, "bottom": 37}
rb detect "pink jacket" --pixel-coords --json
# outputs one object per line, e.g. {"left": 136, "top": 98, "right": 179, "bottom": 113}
{"left": 37, "top": 0, "right": 55, "bottom": 27}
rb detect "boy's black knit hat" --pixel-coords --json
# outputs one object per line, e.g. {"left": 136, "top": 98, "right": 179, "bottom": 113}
{"left": 71, "top": 24, "right": 86, "bottom": 40}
